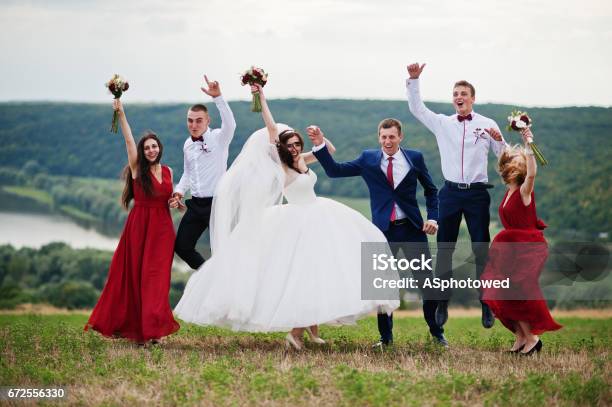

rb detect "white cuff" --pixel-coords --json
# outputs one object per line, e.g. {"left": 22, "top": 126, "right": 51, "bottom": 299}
{"left": 312, "top": 142, "right": 326, "bottom": 152}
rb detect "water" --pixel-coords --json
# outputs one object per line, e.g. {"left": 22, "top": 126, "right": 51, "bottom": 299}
{"left": 0, "top": 211, "right": 119, "bottom": 250}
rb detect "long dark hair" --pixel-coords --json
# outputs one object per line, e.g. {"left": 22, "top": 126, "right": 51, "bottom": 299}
{"left": 121, "top": 132, "right": 163, "bottom": 209}
{"left": 277, "top": 130, "right": 304, "bottom": 173}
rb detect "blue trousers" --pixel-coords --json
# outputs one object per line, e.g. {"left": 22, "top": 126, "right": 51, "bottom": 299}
{"left": 377, "top": 222, "right": 443, "bottom": 344}
{"left": 434, "top": 185, "right": 491, "bottom": 301}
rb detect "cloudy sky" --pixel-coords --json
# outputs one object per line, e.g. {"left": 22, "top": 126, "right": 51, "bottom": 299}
{"left": 1, "top": 0, "right": 611, "bottom": 106}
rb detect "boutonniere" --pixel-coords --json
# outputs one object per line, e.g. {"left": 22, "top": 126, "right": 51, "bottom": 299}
{"left": 473, "top": 128, "right": 487, "bottom": 144}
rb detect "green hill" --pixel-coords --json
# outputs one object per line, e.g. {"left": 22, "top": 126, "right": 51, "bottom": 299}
{"left": 0, "top": 100, "right": 610, "bottom": 240}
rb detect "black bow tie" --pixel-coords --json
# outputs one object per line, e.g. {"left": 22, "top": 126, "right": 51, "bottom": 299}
{"left": 457, "top": 114, "right": 473, "bottom": 122}
{"left": 191, "top": 136, "right": 204, "bottom": 142}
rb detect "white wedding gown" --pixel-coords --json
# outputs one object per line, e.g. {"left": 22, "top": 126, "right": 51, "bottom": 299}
{"left": 174, "top": 132, "right": 399, "bottom": 332}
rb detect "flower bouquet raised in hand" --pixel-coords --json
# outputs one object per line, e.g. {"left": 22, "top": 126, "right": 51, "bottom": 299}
{"left": 507, "top": 110, "right": 548, "bottom": 165}
{"left": 106, "top": 74, "right": 129, "bottom": 133}
{"left": 240, "top": 66, "right": 268, "bottom": 112}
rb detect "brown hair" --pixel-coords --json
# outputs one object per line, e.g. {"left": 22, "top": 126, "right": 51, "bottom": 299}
{"left": 378, "top": 118, "right": 403, "bottom": 135}
{"left": 189, "top": 104, "right": 208, "bottom": 113}
{"left": 453, "top": 80, "right": 476, "bottom": 98}
{"left": 121, "top": 132, "right": 164, "bottom": 209}
{"left": 497, "top": 145, "right": 526, "bottom": 185}
{"left": 277, "top": 130, "right": 304, "bottom": 173}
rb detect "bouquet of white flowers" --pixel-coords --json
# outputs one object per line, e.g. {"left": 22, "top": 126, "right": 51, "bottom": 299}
{"left": 507, "top": 110, "right": 548, "bottom": 165}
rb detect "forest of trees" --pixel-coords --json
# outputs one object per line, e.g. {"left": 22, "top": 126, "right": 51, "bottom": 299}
{"left": 0, "top": 242, "right": 608, "bottom": 310}
{"left": 0, "top": 243, "right": 187, "bottom": 310}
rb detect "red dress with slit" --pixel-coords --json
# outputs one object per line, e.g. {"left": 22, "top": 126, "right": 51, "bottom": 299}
{"left": 482, "top": 189, "right": 562, "bottom": 335}
{"left": 85, "top": 166, "right": 180, "bottom": 341}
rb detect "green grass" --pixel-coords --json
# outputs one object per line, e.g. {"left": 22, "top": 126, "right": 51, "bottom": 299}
{"left": 2, "top": 186, "right": 53, "bottom": 206}
{"left": 1, "top": 314, "right": 610, "bottom": 405}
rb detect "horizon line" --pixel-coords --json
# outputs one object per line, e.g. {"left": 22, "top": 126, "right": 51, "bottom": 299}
{"left": 0, "top": 98, "right": 610, "bottom": 110}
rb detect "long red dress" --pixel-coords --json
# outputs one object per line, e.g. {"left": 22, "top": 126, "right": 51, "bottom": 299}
{"left": 482, "top": 189, "right": 562, "bottom": 335}
{"left": 85, "top": 165, "right": 180, "bottom": 341}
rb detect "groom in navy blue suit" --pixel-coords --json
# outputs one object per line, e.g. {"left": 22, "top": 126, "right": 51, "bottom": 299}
{"left": 308, "top": 119, "right": 446, "bottom": 347}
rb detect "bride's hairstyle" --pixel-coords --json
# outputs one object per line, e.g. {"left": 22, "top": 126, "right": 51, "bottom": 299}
{"left": 498, "top": 145, "right": 526, "bottom": 185}
{"left": 277, "top": 129, "right": 304, "bottom": 173}
{"left": 121, "top": 132, "right": 164, "bottom": 209}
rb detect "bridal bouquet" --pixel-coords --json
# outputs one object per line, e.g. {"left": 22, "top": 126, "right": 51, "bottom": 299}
{"left": 507, "top": 110, "right": 548, "bottom": 165}
{"left": 240, "top": 66, "right": 268, "bottom": 112}
{"left": 105, "top": 74, "right": 130, "bottom": 133}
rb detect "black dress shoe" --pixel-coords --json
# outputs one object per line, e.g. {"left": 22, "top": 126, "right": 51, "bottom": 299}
{"left": 432, "top": 334, "right": 449, "bottom": 348}
{"left": 435, "top": 301, "right": 449, "bottom": 327}
{"left": 521, "top": 339, "right": 542, "bottom": 356}
{"left": 481, "top": 303, "right": 495, "bottom": 328}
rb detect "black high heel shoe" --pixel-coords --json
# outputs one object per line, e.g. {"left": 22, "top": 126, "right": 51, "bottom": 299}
{"left": 520, "top": 339, "right": 542, "bottom": 356}
{"left": 506, "top": 344, "right": 525, "bottom": 354}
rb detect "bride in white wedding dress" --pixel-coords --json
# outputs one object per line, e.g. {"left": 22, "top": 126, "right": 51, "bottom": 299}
{"left": 174, "top": 82, "right": 399, "bottom": 349}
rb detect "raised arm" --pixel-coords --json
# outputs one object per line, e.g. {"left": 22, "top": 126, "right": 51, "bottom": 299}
{"left": 302, "top": 126, "right": 336, "bottom": 164}
{"left": 307, "top": 127, "right": 363, "bottom": 178}
{"left": 113, "top": 99, "right": 138, "bottom": 176}
{"left": 405, "top": 63, "right": 443, "bottom": 135}
{"left": 202, "top": 75, "right": 236, "bottom": 145}
{"left": 519, "top": 128, "right": 537, "bottom": 204}
{"left": 251, "top": 83, "right": 278, "bottom": 144}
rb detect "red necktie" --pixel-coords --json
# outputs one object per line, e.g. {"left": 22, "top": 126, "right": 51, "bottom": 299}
{"left": 457, "top": 114, "right": 473, "bottom": 122}
{"left": 386, "top": 157, "right": 396, "bottom": 221}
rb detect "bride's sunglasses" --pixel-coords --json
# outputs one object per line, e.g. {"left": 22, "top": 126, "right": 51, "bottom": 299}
{"left": 278, "top": 129, "right": 302, "bottom": 150}
{"left": 285, "top": 141, "right": 303, "bottom": 150}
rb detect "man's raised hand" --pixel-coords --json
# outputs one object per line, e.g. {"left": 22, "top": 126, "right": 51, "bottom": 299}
{"left": 407, "top": 63, "right": 426, "bottom": 79}
{"left": 306, "top": 125, "right": 324, "bottom": 146}
{"left": 201, "top": 75, "right": 221, "bottom": 97}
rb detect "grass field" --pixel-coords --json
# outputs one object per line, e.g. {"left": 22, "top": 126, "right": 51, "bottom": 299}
{"left": 1, "top": 312, "right": 610, "bottom": 406}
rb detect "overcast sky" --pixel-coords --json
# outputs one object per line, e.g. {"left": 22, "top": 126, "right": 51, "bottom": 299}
{"left": 1, "top": 0, "right": 611, "bottom": 106}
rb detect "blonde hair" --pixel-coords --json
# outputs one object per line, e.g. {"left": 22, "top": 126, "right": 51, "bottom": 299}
{"left": 497, "top": 145, "right": 527, "bottom": 185}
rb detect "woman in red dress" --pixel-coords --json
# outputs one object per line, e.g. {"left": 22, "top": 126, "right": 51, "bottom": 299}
{"left": 85, "top": 99, "right": 180, "bottom": 345}
{"left": 482, "top": 128, "right": 561, "bottom": 355}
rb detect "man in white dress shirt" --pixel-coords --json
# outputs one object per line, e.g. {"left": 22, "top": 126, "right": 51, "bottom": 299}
{"left": 405, "top": 62, "right": 507, "bottom": 330}
{"left": 171, "top": 76, "right": 236, "bottom": 269}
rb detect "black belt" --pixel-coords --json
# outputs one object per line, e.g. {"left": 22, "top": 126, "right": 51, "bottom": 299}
{"left": 390, "top": 218, "right": 410, "bottom": 226}
{"left": 444, "top": 181, "right": 494, "bottom": 190}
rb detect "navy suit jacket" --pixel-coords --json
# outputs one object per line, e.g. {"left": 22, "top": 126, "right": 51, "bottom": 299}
{"left": 313, "top": 146, "right": 438, "bottom": 232}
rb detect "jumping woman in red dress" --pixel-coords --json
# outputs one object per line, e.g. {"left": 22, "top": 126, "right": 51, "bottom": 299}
{"left": 85, "top": 99, "right": 180, "bottom": 345}
{"left": 482, "top": 128, "right": 561, "bottom": 355}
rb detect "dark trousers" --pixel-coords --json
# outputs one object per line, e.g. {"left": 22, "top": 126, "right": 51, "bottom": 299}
{"left": 377, "top": 222, "right": 443, "bottom": 344}
{"left": 175, "top": 197, "right": 213, "bottom": 270}
{"left": 435, "top": 185, "right": 491, "bottom": 301}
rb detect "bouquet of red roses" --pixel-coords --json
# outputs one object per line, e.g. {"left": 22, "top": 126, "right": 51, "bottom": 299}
{"left": 105, "top": 74, "right": 129, "bottom": 133}
{"left": 507, "top": 110, "right": 548, "bottom": 165}
{"left": 240, "top": 66, "right": 268, "bottom": 112}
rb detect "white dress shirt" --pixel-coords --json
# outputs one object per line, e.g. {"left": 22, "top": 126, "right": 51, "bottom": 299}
{"left": 382, "top": 149, "right": 410, "bottom": 220}
{"left": 175, "top": 96, "right": 236, "bottom": 198}
{"left": 406, "top": 78, "right": 507, "bottom": 184}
